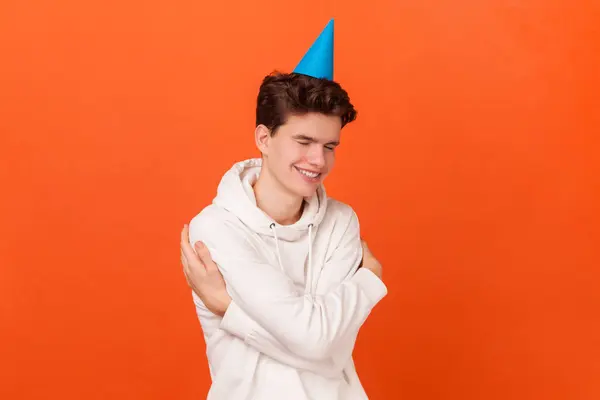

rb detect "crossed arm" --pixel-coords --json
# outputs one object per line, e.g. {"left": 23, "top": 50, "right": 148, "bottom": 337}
{"left": 180, "top": 212, "right": 386, "bottom": 374}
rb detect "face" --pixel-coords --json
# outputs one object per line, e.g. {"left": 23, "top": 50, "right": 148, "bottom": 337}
{"left": 256, "top": 112, "right": 342, "bottom": 198}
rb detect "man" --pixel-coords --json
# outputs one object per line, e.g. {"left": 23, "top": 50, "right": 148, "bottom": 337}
{"left": 180, "top": 19, "right": 387, "bottom": 399}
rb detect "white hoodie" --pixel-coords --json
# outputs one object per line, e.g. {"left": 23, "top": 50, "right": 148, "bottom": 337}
{"left": 188, "top": 158, "right": 387, "bottom": 400}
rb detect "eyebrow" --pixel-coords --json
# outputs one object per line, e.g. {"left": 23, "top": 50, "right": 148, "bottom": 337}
{"left": 292, "top": 134, "right": 340, "bottom": 146}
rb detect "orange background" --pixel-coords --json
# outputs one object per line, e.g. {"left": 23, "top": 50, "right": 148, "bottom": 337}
{"left": 1, "top": 1, "right": 599, "bottom": 399}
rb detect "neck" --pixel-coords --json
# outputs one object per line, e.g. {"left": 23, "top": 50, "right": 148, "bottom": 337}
{"left": 253, "top": 166, "right": 304, "bottom": 226}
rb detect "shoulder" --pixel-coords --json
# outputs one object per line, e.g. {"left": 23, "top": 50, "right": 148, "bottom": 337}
{"left": 187, "top": 205, "right": 246, "bottom": 246}
{"left": 189, "top": 204, "right": 231, "bottom": 229}
{"left": 319, "top": 197, "right": 361, "bottom": 254}
{"left": 320, "top": 197, "right": 363, "bottom": 270}
{"left": 325, "top": 197, "right": 360, "bottom": 231}
{"left": 187, "top": 205, "right": 265, "bottom": 265}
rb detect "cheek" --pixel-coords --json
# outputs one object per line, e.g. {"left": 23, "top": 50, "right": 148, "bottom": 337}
{"left": 290, "top": 147, "right": 310, "bottom": 164}
{"left": 325, "top": 152, "right": 335, "bottom": 168}
{"left": 274, "top": 145, "right": 304, "bottom": 172}
{"left": 273, "top": 143, "right": 295, "bottom": 162}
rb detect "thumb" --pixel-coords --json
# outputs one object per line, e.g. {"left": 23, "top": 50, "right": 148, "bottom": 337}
{"left": 361, "top": 240, "right": 373, "bottom": 258}
{"left": 361, "top": 239, "right": 369, "bottom": 250}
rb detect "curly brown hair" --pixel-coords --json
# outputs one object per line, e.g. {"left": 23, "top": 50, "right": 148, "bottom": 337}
{"left": 256, "top": 71, "right": 357, "bottom": 135}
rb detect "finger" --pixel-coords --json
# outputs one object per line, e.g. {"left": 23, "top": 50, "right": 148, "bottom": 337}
{"left": 181, "top": 245, "right": 193, "bottom": 270}
{"left": 183, "top": 270, "right": 192, "bottom": 287}
{"left": 195, "top": 241, "right": 219, "bottom": 272}
{"left": 180, "top": 224, "right": 200, "bottom": 263}
{"left": 180, "top": 224, "right": 192, "bottom": 252}
{"left": 180, "top": 252, "right": 197, "bottom": 289}
{"left": 182, "top": 268, "right": 193, "bottom": 288}
{"left": 180, "top": 249, "right": 189, "bottom": 272}
{"left": 181, "top": 225, "right": 207, "bottom": 276}
{"left": 361, "top": 240, "right": 371, "bottom": 252}
{"left": 181, "top": 253, "right": 195, "bottom": 288}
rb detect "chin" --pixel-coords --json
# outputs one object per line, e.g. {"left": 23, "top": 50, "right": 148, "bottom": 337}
{"left": 297, "top": 187, "right": 318, "bottom": 198}
{"left": 290, "top": 182, "right": 319, "bottom": 198}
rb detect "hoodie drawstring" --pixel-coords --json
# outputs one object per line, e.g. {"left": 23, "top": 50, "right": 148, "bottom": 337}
{"left": 269, "top": 223, "right": 285, "bottom": 272}
{"left": 306, "top": 224, "right": 314, "bottom": 294}
{"left": 269, "top": 222, "right": 315, "bottom": 295}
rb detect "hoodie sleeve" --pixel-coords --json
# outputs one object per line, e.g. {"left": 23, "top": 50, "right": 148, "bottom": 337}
{"left": 188, "top": 207, "right": 387, "bottom": 362}
{"left": 218, "top": 299, "right": 342, "bottom": 375}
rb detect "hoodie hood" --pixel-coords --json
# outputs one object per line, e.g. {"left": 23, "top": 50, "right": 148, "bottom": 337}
{"left": 212, "top": 158, "right": 328, "bottom": 242}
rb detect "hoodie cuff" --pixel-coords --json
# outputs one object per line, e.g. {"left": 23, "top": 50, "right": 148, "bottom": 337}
{"left": 220, "top": 300, "right": 254, "bottom": 341}
{"left": 352, "top": 268, "right": 388, "bottom": 306}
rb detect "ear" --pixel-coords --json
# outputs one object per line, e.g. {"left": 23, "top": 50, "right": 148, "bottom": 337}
{"left": 254, "top": 124, "right": 271, "bottom": 156}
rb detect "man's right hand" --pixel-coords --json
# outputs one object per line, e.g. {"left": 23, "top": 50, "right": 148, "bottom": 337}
{"left": 360, "top": 240, "right": 383, "bottom": 280}
{"left": 181, "top": 225, "right": 232, "bottom": 317}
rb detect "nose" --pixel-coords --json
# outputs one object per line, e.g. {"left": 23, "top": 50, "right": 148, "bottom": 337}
{"left": 307, "top": 145, "right": 326, "bottom": 168}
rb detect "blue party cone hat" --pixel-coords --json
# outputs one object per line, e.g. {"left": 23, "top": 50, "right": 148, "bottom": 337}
{"left": 293, "top": 19, "right": 334, "bottom": 80}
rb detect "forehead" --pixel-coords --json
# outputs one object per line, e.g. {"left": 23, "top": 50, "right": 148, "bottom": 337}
{"left": 279, "top": 113, "right": 342, "bottom": 141}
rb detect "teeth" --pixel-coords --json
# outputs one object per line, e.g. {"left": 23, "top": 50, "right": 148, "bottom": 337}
{"left": 297, "top": 168, "right": 319, "bottom": 178}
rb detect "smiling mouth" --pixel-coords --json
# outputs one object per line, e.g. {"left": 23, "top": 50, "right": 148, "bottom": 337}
{"left": 294, "top": 166, "right": 321, "bottom": 180}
